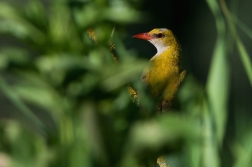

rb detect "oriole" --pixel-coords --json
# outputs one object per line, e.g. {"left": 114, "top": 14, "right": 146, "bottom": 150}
{"left": 133, "top": 28, "right": 186, "bottom": 112}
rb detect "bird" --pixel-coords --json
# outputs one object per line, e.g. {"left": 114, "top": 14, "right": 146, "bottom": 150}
{"left": 133, "top": 28, "right": 186, "bottom": 112}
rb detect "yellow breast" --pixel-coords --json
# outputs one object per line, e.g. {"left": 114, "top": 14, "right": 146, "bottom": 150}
{"left": 142, "top": 44, "right": 185, "bottom": 102}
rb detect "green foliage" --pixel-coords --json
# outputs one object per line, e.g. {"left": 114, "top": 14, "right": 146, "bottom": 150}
{"left": 0, "top": 0, "right": 251, "bottom": 167}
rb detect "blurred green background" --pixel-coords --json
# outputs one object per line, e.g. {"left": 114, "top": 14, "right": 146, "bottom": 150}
{"left": 0, "top": 0, "right": 251, "bottom": 167}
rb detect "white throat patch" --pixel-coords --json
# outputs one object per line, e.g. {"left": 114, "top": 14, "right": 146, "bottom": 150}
{"left": 149, "top": 39, "right": 170, "bottom": 57}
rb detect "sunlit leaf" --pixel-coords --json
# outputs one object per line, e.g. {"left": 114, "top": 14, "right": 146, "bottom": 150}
{"left": 0, "top": 2, "right": 46, "bottom": 44}
{"left": 103, "top": 6, "right": 141, "bottom": 23}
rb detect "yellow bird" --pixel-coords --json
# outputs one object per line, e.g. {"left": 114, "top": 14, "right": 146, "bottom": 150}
{"left": 133, "top": 28, "right": 186, "bottom": 112}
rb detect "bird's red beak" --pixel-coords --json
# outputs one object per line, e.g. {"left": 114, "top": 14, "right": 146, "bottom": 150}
{"left": 133, "top": 32, "right": 152, "bottom": 40}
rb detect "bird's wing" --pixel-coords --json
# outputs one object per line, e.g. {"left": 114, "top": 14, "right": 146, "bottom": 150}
{"left": 179, "top": 70, "right": 186, "bottom": 83}
{"left": 141, "top": 68, "right": 149, "bottom": 84}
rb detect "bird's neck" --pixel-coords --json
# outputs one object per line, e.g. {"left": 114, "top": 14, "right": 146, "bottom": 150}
{"left": 154, "top": 45, "right": 170, "bottom": 57}
{"left": 149, "top": 41, "right": 170, "bottom": 58}
{"left": 150, "top": 43, "right": 180, "bottom": 63}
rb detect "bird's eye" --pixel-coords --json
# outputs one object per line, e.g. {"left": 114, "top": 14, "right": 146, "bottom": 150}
{"left": 156, "top": 33, "right": 164, "bottom": 38}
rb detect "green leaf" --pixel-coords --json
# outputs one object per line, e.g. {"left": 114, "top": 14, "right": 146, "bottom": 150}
{"left": 0, "top": 48, "right": 30, "bottom": 69}
{"left": 103, "top": 6, "right": 141, "bottom": 23}
{"left": 100, "top": 59, "right": 147, "bottom": 91}
{"left": 233, "top": 129, "right": 252, "bottom": 167}
{"left": 0, "top": 2, "right": 46, "bottom": 44}
{"left": 0, "top": 76, "right": 45, "bottom": 134}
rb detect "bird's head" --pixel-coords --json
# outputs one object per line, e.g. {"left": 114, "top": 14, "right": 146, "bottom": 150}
{"left": 133, "top": 28, "right": 177, "bottom": 56}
